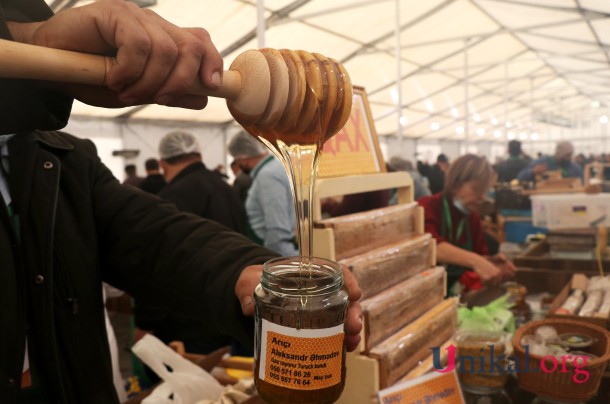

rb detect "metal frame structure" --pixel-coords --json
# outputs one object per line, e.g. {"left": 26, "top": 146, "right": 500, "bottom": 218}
{"left": 48, "top": 0, "right": 610, "bottom": 146}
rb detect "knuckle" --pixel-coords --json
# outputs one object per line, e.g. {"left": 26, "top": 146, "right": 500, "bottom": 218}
{"left": 181, "top": 40, "right": 205, "bottom": 59}
{"left": 157, "top": 40, "right": 179, "bottom": 61}
{"left": 190, "top": 27, "right": 211, "bottom": 41}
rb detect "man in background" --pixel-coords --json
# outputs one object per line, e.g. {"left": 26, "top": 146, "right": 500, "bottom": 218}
{"left": 230, "top": 159, "right": 252, "bottom": 205}
{"left": 388, "top": 156, "right": 431, "bottom": 201}
{"left": 157, "top": 131, "right": 247, "bottom": 235}
{"left": 495, "top": 140, "right": 529, "bottom": 183}
{"left": 228, "top": 132, "right": 298, "bottom": 257}
{"left": 517, "top": 141, "right": 583, "bottom": 182}
{"left": 427, "top": 153, "right": 450, "bottom": 194}
{"left": 139, "top": 158, "right": 166, "bottom": 194}
{"left": 122, "top": 164, "right": 144, "bottom": 188}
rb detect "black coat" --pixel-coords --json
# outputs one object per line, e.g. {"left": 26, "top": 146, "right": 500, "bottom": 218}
{"left": 495, "top": 157, "right": 529, "bottom": 183}
{"left": 0, "top": 3, "right": 278, "bottom": 402}
{"left": 1, "top": 131, "right": 277, "bottom": 403}
{"left": 158, "top": 162, "right": 248, "bottom": 236}
{"left": 427, "top": 164, "right": 446, "bottom": 195}
{"left": 139, "top": 173, "right": 166, "bottom": 194}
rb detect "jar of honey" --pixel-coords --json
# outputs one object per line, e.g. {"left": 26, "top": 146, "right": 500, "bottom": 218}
{"left": 254, "top": 256, "right": 349, "bottom": 404}
{"left": 455, "top": 330, "right": 511, "bottom": 395}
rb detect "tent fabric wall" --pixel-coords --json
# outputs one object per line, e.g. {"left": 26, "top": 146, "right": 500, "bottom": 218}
{"left": 64, "top": 117, "right": 240, "bottom": 182}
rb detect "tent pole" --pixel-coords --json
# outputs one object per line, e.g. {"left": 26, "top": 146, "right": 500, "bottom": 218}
{"left": 395, "top": 0, "right": 404, "bottom": 152}
{"left": 504, "top": 61, "right": 508, "bottom": 136}
{"left": 529, "top": 76, "right": 534, "bottom": 140}
{"left": 257, "top": 0, "right": 266, "bottom": 48}
{"left": 464, "top": 38, "right": 470, "bottom": 152}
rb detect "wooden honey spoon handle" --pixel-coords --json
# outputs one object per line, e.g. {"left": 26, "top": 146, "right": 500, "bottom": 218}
{"left": 0, "top": 38, "right": 270, "bottom": 119}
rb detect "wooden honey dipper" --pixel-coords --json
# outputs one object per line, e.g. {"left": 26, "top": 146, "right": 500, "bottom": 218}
{"left": 0, "top": 39, "right": 352, "bottom": 142}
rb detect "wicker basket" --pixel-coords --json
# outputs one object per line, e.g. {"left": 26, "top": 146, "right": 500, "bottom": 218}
{"left": 512, "top": 318, "right": 610, "bottom": 402}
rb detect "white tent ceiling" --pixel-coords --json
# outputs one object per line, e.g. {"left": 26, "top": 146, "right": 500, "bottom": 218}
{"left": 48, "top": 0, "right": 610, "bottom": 142}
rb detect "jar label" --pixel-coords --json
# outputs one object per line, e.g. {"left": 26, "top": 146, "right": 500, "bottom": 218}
{"left": 258, "top": 319, "right": 344, "bottom": 390}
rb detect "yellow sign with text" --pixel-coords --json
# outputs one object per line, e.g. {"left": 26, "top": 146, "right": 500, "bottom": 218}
{"left": 318, "top": 87, "right": 384, "bottom": 178}
{"left": 377, "top": 371, "right": 464, "bottom": 404}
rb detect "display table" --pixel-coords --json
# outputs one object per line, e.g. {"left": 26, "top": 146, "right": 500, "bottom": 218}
{"left": 515, "top": 240, "right": 610, "bottom": 272}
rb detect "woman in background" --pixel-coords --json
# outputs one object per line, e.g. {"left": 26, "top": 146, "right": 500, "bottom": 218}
{"left": 418, "top": 154, "right": 516, "bottom": 294}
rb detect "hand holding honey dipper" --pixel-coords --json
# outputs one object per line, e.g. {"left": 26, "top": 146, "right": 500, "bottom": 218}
{"left": 0, "top": 41, "right": 351, "bottom": 139}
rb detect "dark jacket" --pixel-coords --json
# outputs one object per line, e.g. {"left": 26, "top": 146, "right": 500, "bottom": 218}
{"left": 0, "top": 3, "right": 278, "bottom": 402}
{"left": 495, "top": 157, "right": 528, "bottom": 183}
{"left": 232, "top": 172, "right": 252, "bottom": 204}
{"left": 427, "top": 164, "right": 445, "bottom": 194}
{"left": 139, "top": 162, "right": 249, "bottom": 352}
{"left": 1, "top": 131, "right": 277, "bottom": 404}
{"left": 158, "top": 161, "right": 248, "bottom": 235}
{"left": 139, "top": 173, "right": 166, "bottom": 194}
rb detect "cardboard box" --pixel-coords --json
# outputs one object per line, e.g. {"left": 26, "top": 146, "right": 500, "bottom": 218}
{"left": 531, "top": 193, "right": 610, "bottom": 229}
{"left": 547, "top": 273, "right": 610, "bottom": 330}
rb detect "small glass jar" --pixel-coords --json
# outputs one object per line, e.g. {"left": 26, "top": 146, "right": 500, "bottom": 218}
{"left": 455, "top": 331, "right": 511, "bottom": 395}
{"left": 254, "top": 256, "right": 349, "bottom": 404}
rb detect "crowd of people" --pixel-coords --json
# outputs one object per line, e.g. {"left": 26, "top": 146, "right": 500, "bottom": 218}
{"left": 120, "top": 137, "right": 593, "bottom": 301}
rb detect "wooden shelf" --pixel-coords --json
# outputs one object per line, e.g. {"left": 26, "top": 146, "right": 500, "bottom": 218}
{"left": 313, "top": 171, "right": 413, "bottom": 221}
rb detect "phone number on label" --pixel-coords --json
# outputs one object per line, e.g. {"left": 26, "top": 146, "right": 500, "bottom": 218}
{"left": 269, "top": 365, "right": 311, "bottom": 378}
{"left": 268, "top": 372, "right": 312, "bottom": 385}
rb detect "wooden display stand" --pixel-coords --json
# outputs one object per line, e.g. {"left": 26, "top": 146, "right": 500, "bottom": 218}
{"left": 308, "top": 86, "right": 454, "bottom": 402}
{"left": 309, "top": 172, "right": 453, "bottom": 403}
{"left": 312, "top": 172, "right": 415, "bottom": 261}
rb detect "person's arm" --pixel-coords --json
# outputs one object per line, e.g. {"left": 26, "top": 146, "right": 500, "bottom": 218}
{"left": 84, "top": 146, "right": 275, "bottom": 347}
{"left": 6, "top": 0, "right": 222, "bottom": 109}
{"left": 436, "top": 242, "right": 503, "bottom": 285}
{"left": 487, "top": 253, "right": 517, "bottom": 279}
{"left": 516, "top": 163, "right": 535, "bottom": 181}
{"left": 517, "top": 158, "right": 548, "bottom": 181}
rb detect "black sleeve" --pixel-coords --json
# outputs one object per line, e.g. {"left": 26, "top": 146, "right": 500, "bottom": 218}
{"left": 0, "top": 0, "right": 73, "bottom": 135}
{"left": 87, "top": 147, "right": 278, "bottom": 348}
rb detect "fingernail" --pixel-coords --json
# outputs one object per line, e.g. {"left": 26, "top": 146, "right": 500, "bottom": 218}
{"left": 241, "top": 295, "right": 253, "bottom": 310}
{"left": 211, "top": 71, "right": 221, "bottom": 87}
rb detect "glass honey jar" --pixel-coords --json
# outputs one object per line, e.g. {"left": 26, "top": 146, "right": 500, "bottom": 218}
{"left": 254, "top": 256, "right": 349, "bottom": 404}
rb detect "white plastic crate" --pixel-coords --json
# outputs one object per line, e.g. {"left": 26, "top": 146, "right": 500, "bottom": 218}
{"left": 531, "top": 193, "right": 610, "bottom": 229}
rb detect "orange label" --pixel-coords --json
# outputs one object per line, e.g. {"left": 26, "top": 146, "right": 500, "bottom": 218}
{"left": 378, "top": 371, "right": 464, "bottom": 404}
{"left": 259, "top": 320, "right": 344, "bottom": 390}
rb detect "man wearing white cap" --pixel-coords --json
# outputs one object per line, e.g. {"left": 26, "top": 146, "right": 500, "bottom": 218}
{"left": 157, "top": 130, "right": 247, "bottom": 235}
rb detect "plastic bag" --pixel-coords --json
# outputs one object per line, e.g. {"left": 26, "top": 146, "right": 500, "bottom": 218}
{"left": 458, "top": 294, "right": 515, "bottom": 333}
{"left": 132, "top": 334, "right": 224, "bottom": 404}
